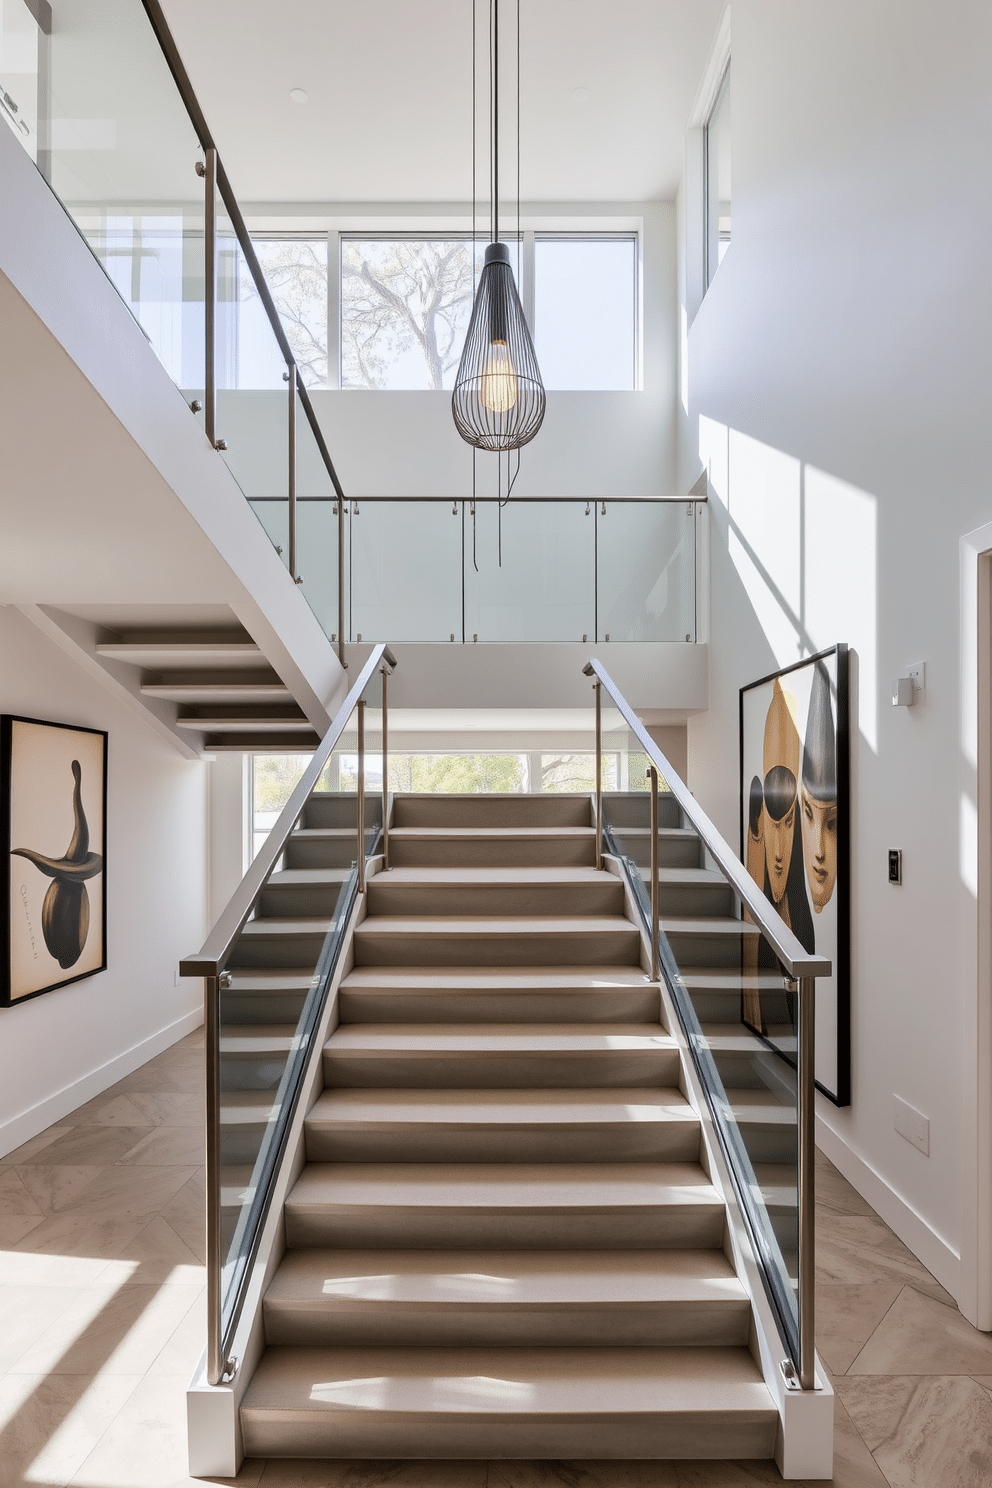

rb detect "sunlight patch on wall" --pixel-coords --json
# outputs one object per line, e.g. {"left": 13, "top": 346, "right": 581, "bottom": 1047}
{"left": 961, "top": 791, "right": 978, "bottom": 898}
{"left": 728, "top": 429, "right": 802, "bottom": 623}
{"left": 727, "top": 525, "right": 801, "bottom": 666}
{"left": 698, "top": 415, "right": 729, "bottom": 505}
{"left": 805, "top": 465, "right": 878, "bottom": 753}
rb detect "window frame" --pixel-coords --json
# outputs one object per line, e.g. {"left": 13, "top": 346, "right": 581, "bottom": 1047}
{"left": 702, "top": 61, "right": 732, "bottom": 292}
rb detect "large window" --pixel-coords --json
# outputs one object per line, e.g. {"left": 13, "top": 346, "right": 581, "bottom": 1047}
{"left": 704, "top": 64, "right": 732, "bottom": 288}
{"left": 339, "top": 234, "right": 636, "bottom": 392}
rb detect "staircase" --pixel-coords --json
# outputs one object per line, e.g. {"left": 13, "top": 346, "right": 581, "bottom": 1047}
{"left": 237, "top": 791, "right": 781, "bottom": 1461}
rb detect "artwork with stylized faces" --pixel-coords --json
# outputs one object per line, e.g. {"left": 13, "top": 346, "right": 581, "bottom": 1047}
{"left": 740, "top": 646, "right": 849, "bottom": 1105}
{"left": 2, "top": 716, "right": 107, "bottom": 1007}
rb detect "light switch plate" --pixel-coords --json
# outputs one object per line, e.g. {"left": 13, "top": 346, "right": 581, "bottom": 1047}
{"left": 894, "top": 1094, "right": 930, "bottom": 1155}
{"left": 906, "top": 661, "right": 926, "bottom": 695}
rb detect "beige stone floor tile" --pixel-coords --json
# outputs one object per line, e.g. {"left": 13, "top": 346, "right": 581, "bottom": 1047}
{"left": 0, "top": 1370, "right": 141, "bottom": 1488}
{"left": 109, "top": 1066, "right": 202, "bottom": 1097}
{"left": 67, "top": 1094, "right": 153, "bottom": 1128}
{"left": 257, "top": 1463, "right": 489, "bottom": 1487}
{"left": 66, "top": 1161, "right": 198, "bottom": 1226}
{"left": 814, "top": 1282, "right": 902, "bottom": 1374}
{"left": 815, "top": 1213, "right": 954, "bottom": 1304}
{"left": 128, "top": 1094, "right": 205, "bottom": 1128}
{"left": 0, "top": 1215, "right": 45, "bottom": 1246}
{"left": 13, "top": 1281, "right": 202, "bottom": 1378}
{"left": 491, "top": 1464, "right": 677, "bottom": 1487}
{"left": 973, "top": 1373, "right": 992, "bottom": 1399}
{"left": 827, "top": 1392, "right": 892, "bottom": 1487}
{"left": 157, "top": 1172, "right": 206, "bottom": 1262}
{"left": 10, "top": 1212, "right": 148, "bottom": 1262}
{"left": 0, "top": 1127, "right": 73, "bottom": 1166}
{"left": 836, "top": 1373, "right": 992, "bottom": 1486}
{"left": 117, "top": 1127, "right": 207, "bottom": 1167}
{"left": 813, "top": 1161, "right": 876, "bottom": 1220}
{"left": 116, "top": 1216, "right": 205, "bottom": 1282}
{"left": 0, "top": 1169, "right": 44, "bottom": 1217}
{"left": 0, "top": 1287, "right": 82, "bottom": 1373}
{"left": 66, "top": 1373, "right": 260, "bottom": 1488}
{"left": 148, "top": 1289, "right": 207, "bottom": 1376}
{"left": 24, "top": 1127, "right": 150, "bottom": 1168}
{"left": 671, "top": 1461, "right": 784, "bottom": 1485}
{"left": 848, "top": 1286, "right": 992, "bottom": 1376}
{"left": 16, "top": 1166, "right": 102, "bottom": 1216}
{"left": 0, "top": 1249, "right": 133, "bottom": 1290}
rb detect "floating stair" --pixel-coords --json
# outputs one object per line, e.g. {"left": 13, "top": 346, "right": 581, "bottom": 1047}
{"left": 240, "top": 791, "right": 782, "bottom": 1461}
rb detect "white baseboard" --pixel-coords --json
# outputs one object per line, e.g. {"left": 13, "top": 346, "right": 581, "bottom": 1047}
{"left": 816, "top": 1115, "right": 961, "bottom": 1300}
{"left": 0, "top": 1005, "right": 204, "bottom": 1159}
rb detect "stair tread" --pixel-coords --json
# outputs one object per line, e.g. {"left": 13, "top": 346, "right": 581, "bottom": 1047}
{"left": 372, "top": 867, "right": 611, "bottom": 885}
{"left": 241, "top": 918, "right": 335, "bottom": 935}
{"left": 674, "top": 970, "right": 789, "bottom": 990}
{"left": 242, "top": 1344, "right": 774, "bottom": 1417}
{"left": 219, "top": 1025, "right": 298, "bottom": 1054}
{"left": 663, "top": 917, "right": 760, "bottom": 936}
{"left": 266, "top": 1248, "right": 746, "bottom": 1309}
{"left": 355, "top": 916, "right": 638, "bottom": 933}
{"left": 390, "top": 827, "right": 596, "bottom": 840}
{"left": 308, "top": 1088, "right": 694, "bottom": 1125}
{"left": 719, "top": 1091, "right": 796, "bottom": 1125}
{"left": 221, "top": 971, "right": 315, "bottom": 991}
{"left": 221, "top": 1090, "right": 282, "bottom": 1120}
{"left": 324, "top": 1024, "right": 673, "bottom": 1052}
{"left": 697, "top": 1023, "right": 799, "bottom": 1053}
{"left": 268, "top": 869, "right": 352, "bottom": 886}
{"left": 292, "top": 827, "right": 358, "bottom": 839}
{"left": 287, "top": 1162, "right": 723, "bottom": 1210}
{"left": 341, "top": 966, "right": 651, "bottom": 990}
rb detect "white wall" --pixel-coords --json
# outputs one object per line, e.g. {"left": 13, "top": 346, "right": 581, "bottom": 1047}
{"left": 677, "top": 0, "right": 992, "bottom": 1304}
{"left": 0, "top": 609, "right": 207, "bottom": 1156}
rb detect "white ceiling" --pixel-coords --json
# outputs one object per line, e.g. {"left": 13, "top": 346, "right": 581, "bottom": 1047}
{"left": 157, "top": 0, "right": 725, "bottom": 205}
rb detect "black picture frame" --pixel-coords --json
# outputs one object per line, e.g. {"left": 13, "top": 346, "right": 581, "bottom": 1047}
{"left": 1, "top": 715, "right": 108, "bottom": 1008}
{"left": 739, "top": 646, "right": 850, "bottom": 1106}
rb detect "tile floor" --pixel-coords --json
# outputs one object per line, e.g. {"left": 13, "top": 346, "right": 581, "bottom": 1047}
{"left": 1, "top": 1029, "right": 990, "bottom": 1487}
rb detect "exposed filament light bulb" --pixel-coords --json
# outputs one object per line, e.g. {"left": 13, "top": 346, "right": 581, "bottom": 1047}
{"left": 481, "top": 339, "right": 518, "bottom": 413}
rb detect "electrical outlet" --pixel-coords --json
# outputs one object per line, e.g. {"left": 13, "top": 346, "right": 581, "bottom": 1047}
{"left": 906, "top": 661, "right": 926, "bottom": 696}
{"left": 894, "top": 1094, "right": 929, "bottom": 1155}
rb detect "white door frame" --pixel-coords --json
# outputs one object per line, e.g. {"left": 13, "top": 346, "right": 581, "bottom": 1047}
{"left": 959, "top": 522, "right": 992, "bottom": 1329}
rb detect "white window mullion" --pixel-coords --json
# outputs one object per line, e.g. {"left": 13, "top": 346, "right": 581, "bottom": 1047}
{"left": 327, "top": 227, "right": 340, "bottom": 389}
{"left": 523, "top": 228, "right": 536, "bottom": 333}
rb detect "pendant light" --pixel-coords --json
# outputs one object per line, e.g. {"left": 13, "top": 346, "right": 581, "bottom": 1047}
{"left": 452, "top": 0, "right": 545, "bottom": 452}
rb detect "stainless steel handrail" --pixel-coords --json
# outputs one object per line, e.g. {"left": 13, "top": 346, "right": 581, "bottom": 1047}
{"left": 584, "top": 657, "right": 824, "bottom": 1391}
{"left": 181, "top": 644, "right": 395, "bottom": 980}
{"left": 583, "top": 659, "right": 829, "bottom": 979}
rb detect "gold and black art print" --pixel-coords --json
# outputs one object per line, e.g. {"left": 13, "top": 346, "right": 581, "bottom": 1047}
{"left": 1, "top": 716, "right": 107, "bottom": 1007}
{"left": 739, "top": 646, "right": 850, "bottom": 1106}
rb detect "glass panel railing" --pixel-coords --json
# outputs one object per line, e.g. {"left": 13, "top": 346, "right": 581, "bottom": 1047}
{"left": 7, "top": 0, "right": 207, "bottom": 423}
{"left": 464, "top": 500, "right": 595, "bottom": 641}
{"left": 349, "top": 500, "right": 462, "bottom": 643}
{"left": 598, "top": 499, "right": 696, "bottom": 641}
{"left": 591, "top": 659, "right": 825, "bottom": 1386}
{"left": 296, "top": 395, "right": 340, "bottom": 643}
{"left": 184, "top": 645, "right": 395, "bottom": 1384}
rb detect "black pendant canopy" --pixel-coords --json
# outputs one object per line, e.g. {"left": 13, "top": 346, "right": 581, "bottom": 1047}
{"left": 452, "top": 242, "right": 546, "bottom": 451}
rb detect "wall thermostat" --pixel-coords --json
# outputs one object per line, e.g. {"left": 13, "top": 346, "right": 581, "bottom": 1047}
{"left": 888, "top": 849, "right": 902, "bottom": 885}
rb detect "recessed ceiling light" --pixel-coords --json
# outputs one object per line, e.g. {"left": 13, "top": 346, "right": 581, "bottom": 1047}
{"left": 572, "top": 86, "right": 590, "bottom": 103}
{"left": 289, "top": 87, "right": 309, "bottom": 104}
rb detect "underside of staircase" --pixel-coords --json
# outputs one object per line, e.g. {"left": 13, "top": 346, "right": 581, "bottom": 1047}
{"left": 226, "top": 790, "right": 787, "bottom": 1462}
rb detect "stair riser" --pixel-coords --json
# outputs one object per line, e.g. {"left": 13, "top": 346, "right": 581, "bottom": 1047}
{"left": 663, "top": 931, "right": 753, "bottom": 969}
{"left": 354, "top": 929, "right": 642, "bottom": 968}
{"left": 222, "top": 994, "right": 309, "bottom": 1025}
{"left": 683, "top": 991, "right": 793, "bottom": 1024}
{"left": 262, "top": 1301, "right": 749, "bottom": 1349}
{"left": 618, "top": 837, "right": 702, "bottom": 870}
{"left": 285, "top": 1205, "right": 725, "bottom": 1251}
{"left": 605, "top": 795, "right": 682, "bottom": 830}
{"left": 656, "top": 883, "right": 737, "bottom": 919}
{"left": 712, "top": 1052, "right": 795, "bottom": 1089}
{"left": 258, "top": 884, "right": 346, "bottom": 919}
{"left": 219, "top": 1058, "right": 288, "bottom": 1093}
{"left": 366, "top": 882, "right": 625, "bottom": 918}
{"left": 241, "top": 1411, "right": 776, "bottom": 1462}
{"left": 284, "top": 838, "right": 359, "bottom": 871}
{"left": 229, "top": 935, "right": 325, "bottom": 969}
{"left": 304, "top": 1123, "right": 701, "bottom": 1164}
{"left": 303, "top": 797, "right": 361, "bottom": 829}
{"left": 393, "top": 796, "right": 592, "bottom": 829}
{"left": 389, "top": 837, "right": 596, "bottom": 869}
{"left": 220, "top": 1128, "right": 268, "bottom": 1167}
{"left": 338, "top": 990, "right": 661, "bottom": 1024}
{"left": 736, "top": 1127, "right": 797, "bottom": 1165}
{"left": 321, "top": 1051, "right": 679, "bottom": 1088}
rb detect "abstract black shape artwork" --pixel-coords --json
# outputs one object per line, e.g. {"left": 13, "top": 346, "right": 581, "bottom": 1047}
{"left": 2, "top": 717, "right": 107, "bottom": 1006}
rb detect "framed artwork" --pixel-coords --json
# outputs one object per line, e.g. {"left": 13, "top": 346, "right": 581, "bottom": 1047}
{"left": 739, "top": 646, "right": 850, "bottom": 1106}
{"left": 2, "top": 716, "right": 107, "bottom": 1007}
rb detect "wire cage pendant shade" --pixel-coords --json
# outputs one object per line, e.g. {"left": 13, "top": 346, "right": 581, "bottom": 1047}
{"left": 452, "top": 242, "right": 546, "bottom": 451}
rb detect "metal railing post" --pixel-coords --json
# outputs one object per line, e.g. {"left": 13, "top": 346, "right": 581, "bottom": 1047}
{"left": 202, "top": 147, "right": 217, "bottom": 450}
{"left": 798, "top": 973, "right": 816, "bottom": 1389}
{"left": 381, "top": 665, "right": 390, "bottom": 870}
{"left": 204, "top": 972, "right": 224, "bottom": 1386}
{"left": 356, "top": 699, "right": 366, "bottom": 892}
{"left": 288, "top": 364, "right": 298, "bottom": 583}
{"left": 593, "top": 680, "right": 602, "bottom": 870}
{"left": 648, "top": 766, "right": 660, "bottom": 982}
{"left": 337, "top": 499, "right": 346, "bottom": 666}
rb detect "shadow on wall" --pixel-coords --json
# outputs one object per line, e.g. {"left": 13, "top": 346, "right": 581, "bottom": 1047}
{"left": 698, "top": 414, "right": 878, "bottom": 755}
